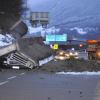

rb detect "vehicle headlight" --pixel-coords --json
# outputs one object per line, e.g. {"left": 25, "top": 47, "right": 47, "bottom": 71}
{"left": 59, "top": 56, "right": 65, "bottom": 60}
{"left": 59, "top": 52, "right": 64, "bottom": 55}
{"left": 69, "top": 52, "right": 73, "bottom": 55}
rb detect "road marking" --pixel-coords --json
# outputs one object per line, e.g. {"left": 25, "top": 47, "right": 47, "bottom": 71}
{"left": 19, "top": 73, "right": 25, "bottom": 75}
{"left": 8, "top": 76, "right": 16, "bottom": 80}
{"left": 0, "top": 81, "right": 8, "bottom": 86}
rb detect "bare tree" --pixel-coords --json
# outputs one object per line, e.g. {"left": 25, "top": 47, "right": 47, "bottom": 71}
{"left": 0, "top": 0, "right": 23, "bottom": 18}
{"left": 0, "top": 0, "right": 28, "bottom": 37}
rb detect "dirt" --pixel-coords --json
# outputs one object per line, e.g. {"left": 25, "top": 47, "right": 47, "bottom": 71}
{"left": 17, "top": 37, "right": 54, "bottom": 62}
{"left": 37, "top": 59, "right": 100, "bottom": 72}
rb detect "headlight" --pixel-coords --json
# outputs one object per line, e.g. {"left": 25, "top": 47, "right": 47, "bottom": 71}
{"left": 69, "top": 52, "right": 73, "bottom": 55}
{"left": 59, "top": 56, "right": 65, "bottom": 60}
{"left": 59, "top": 52, "right": 64, "bottom": 55}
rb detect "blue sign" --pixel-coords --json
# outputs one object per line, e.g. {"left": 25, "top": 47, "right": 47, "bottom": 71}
{"left": 46, "top": 35, "right": 55, "bottom": 41}
{"left": 46, "top": 34, "right": 67, "bottom": 42}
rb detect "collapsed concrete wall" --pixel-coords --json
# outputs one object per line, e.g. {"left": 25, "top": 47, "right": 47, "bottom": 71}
{"left": 17, "top": 37, "right": 54, "bottom": 64}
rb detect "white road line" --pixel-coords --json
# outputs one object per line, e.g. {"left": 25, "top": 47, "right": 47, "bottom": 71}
{"left": 0, "top": 81, "right": 8, "bottom": 86}
{"left": 19, "top": 73, "right": 25, "bottom": 75}
{"left": 8, "top": 76, "right": 16, "bottom": 80}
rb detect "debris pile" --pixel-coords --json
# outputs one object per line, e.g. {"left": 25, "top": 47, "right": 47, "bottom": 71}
{"left": 17, "top": 37, "right": 54, "bottom": 62}
{"left": 37, "top": 59, "right": 100, "bottom": 72}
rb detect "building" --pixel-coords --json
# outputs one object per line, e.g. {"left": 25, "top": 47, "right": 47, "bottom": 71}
{"left": 30, "top": 12, "right": 49, "bottom": 27}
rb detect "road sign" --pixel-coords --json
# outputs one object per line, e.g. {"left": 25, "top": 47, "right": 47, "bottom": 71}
{"left": 46, "top": 34, "right": 67, "bottom": 42}
{"left": 53, "top": 44, "right": 59, "bottom": 50}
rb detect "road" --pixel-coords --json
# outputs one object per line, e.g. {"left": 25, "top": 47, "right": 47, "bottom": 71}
{"left": 0, "top": 69, "right": 100, "bottom": 100}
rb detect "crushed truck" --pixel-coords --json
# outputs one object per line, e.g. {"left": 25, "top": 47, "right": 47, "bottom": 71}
{"left": 0, "top": 37, "right": 54, "bottom": 69}
{"left": 87, "top": 40, "right": 100, "bottom": 61}
{"left": 0, "top": 16, "right": 53, "bottom": 69}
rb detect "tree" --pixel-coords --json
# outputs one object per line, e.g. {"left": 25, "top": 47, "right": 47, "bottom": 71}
{"left": 0, "top": 0, "right": 28, "bottom": 37}
{"left": 0, "top": 0, "right": 23, "bottom": 18}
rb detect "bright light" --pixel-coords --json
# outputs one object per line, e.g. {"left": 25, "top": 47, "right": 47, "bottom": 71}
{"left": 59, "top": 56, "right": 65, "bottom": 60}
{"left": 55, "top": 55, "right": 66, "bottom": 60}
{"left": 97, "top": 52, "right": 100, "bottom": 57}
{"left": 87, "top": 40, "right": 97, "bottom": 44}
{"left": 71, "top": 48, "right": 75, "bottom": 51}
{"left": 79, "top": 44, "right": 83, "bottom": 48}
{"left": 59, "top": 51, "right": 64, "bottom": 55}
{"left": 46, "top": 34, "right": 67, "bottom": 42}
{"left": 69, "top": 52, "right": 73, "bottom": 55}
{"left": 12, "top": 66, "right": 20, "bottom": 69}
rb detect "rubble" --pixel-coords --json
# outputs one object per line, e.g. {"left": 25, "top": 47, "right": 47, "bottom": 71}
{"left": 0, "top": 37, "right": 54, "bottom": 69}
{"left": 37, "top": 59, "right": 100, "bottom": 72}
{"left": 17, "top": 37, "right": 54, "bottom": 63}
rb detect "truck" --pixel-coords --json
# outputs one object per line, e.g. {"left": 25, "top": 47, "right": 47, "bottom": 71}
{"left": 0, "top": 42, "right": 37, "bottom": 69}
{"left": 87, "top": 40, "right": 100, "bottom": 61}
{"left": 0, "top": 37, "right": 54, "bottom": 69}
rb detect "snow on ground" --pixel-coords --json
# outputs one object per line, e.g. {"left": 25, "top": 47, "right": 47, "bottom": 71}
{"left": 56, "top": 71, "right": 100, "bottom": 76}
{"left": 70, "top": 27, "right": 87, "bottom": 35}
{"left": 0, "top": 34, "right": 14, "bottom": 47}
{"left": 28, "top": 26, "right": 43, "bottom": 33}
{"left": 0, "top": 41, "right": 10, "bottom": 47}
{"left": 28, "top": 26, "right": 60, "bottom": 36}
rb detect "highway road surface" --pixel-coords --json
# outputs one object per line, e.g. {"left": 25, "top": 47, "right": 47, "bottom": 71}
{"left": 0, "top": 69, "right": 100, "bottom": 100}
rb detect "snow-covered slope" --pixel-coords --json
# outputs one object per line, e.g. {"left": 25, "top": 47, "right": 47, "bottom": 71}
{"left": 27, "top": 26, "right": 60, "bottom": 37}
{"left": 56, "top": 72, "right": 100, "bottom": 76}
{"left": 0, "top": 34, "right": 14, "bottom": 47}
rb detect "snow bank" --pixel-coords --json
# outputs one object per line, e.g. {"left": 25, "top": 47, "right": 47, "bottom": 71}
{"left": 28, "top": 26, "right": 60, "bottom": 35}
{"left": 28, "top": 26, "right": 43, "bottom": 33}
{"left": 70, "top": 27, "right": 87, "bottom": 35}
{"left": 39, "top": 55, "right": 54, "bottom": 66}
{"left": 56, "top": 71, "right": 100, "bottom": 76}
{"left": 0, "top": 34, "right": 14, "bottom": 47}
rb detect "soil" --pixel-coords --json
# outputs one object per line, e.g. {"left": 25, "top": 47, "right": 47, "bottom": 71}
{"left": 37, "top": 59, "right": 100, "bottom": 72}
{"left": 17, "top": 37, "right": 54, "bottom": 62}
